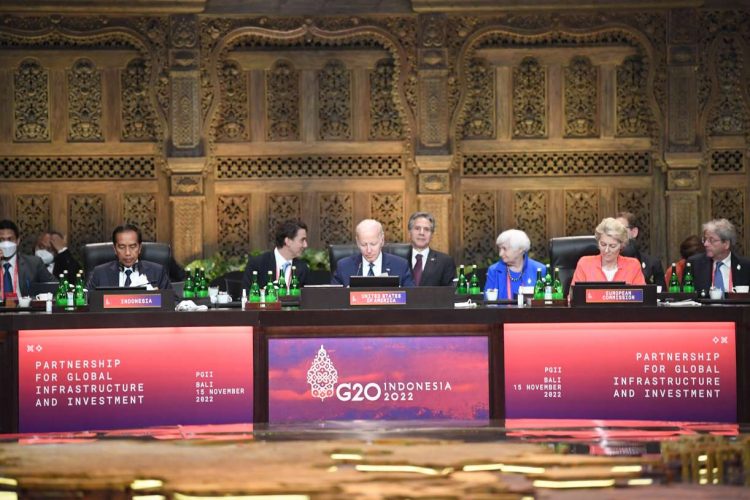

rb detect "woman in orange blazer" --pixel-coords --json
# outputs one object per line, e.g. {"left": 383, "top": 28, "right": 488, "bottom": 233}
{"left": 570, "top": 217, "right": 646, "bottom": 287}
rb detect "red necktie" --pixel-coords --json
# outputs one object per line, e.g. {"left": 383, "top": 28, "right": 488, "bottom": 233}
{"left": 413, "top": 254, "right": 423, "bottom": 286}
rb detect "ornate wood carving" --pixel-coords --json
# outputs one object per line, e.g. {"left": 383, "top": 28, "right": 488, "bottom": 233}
{"left": 267, "top": 194, "right": 301, "bottom": 248}
{"left": 667, "top": 169, "right": 700, "bottom": 191}
{"left": 121, "top": 58, "right": 158, "bottom": 141}
{"left": 216, "top": 60, "right": 249, "bottom": 142}
{"left": 563, "top": 56, "right": 598, "bottom": 138}
{"left": 616, "top": 55, "right": 652, "bottom": 137}
{"left": 617, "top": 189, "right": 651, "bottom": 254}
{"left": 418, "top": 172, "right": 450, "bottom": 194}
{"left": 216, "top": 155, "right": 403, "bottom": 179}
{"left": 0, "top": 157, "right": 156, "bottom": 180}
{"left": 565, "top": 190, "right": 599, "bottom": 237}
{"left": 418, "top": 74, "right": 449, "bottom": 147}
{"left": 67, "top": 59, "right": 104, "bottom": 142}
{"left": 512, "top": 57, "right": 546, "bottom": 139}
{"left": 217, "top": 195, "right": 250, "bottom": 257}
{"left": 318, "top": 60, "right": 352, "bottom": 141}
{"left": 170, "top": 14, "right": 198, "bottom": 49}
{"left": 370, "top": 193, "right": 404, "bottom": 243}
{"left": 707, "top": 37, "right": 748, "bottom": 137}
{"left": 170, "top": 71, "right": 201, "bottom": 149}
{"left": 172, "top": 198, "right": 203, "bottom": 264}
{"left": 319, "top": 193, "right": 353, "bottom": 247}
{"left": 462, "top": 192, "right": 495, "bottom": 265}
{"left": 123, "top": 194, "right": 157, "bottom": 242}
{"left": 463, "top": 151, "right": 651, "bottom": 176}
{"left": 369, "top": 59, "right": 404, "bottom": 140}
{"left": 266, "top": 60, "right": 300, "bottom": 141}
{"left": 170, "top": 174, "right": 204, "bottom": 195}
{"left": 710, "top": 150, "right": 746, "bottom": 173}
{"left": 13, "top": 59, "right": 50, "bottom": 142}
{"left": 15, "top": 195, "right": 50, "bottom": 255}
{"left": 69, "top": 195, "right": 104, "bottom": 262}
{"left": 711, "top": 188, "right": 745, "bottom": 256}
{"left": 461, "top": 57, "right": 495, "bottom": 140}
{"left": 515, "top": 191, "right": 548, "bottom": 261}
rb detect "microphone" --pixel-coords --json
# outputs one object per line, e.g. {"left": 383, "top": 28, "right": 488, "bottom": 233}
{"left": 356, "top": 261, "right": 362, "bottom": 276}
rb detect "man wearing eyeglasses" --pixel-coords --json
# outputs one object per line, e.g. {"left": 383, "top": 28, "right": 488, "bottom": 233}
{"left": 687, "top": 218, "right": 750, "bottom": 295}
{"left": 616, "top": 211, "right": 666, "bottom": 289}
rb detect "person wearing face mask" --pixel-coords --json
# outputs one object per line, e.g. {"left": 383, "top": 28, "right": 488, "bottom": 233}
{"left": 0, "top": 219, "right": 56, "bottom": 300}
{"left": 34, "top": 231, "right": 81, "bottom": 278}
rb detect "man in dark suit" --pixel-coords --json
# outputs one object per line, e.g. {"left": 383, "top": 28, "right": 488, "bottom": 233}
{"left": 688, "top": 218, "right": 750, "bottom": 294}
{"left": 87, "top": 223, "right": 171, "bottom": 290}
{"left": 241, "top": 219, "right": 309, "bottom": 291}
{"left": 407, "top": 211, "right": 455, "bottom": 286}
{"left": 616, "top": 211, "right": 666, "bottom": 289}
{"left": 0, "top": 219, "right": 56, "bottom": 298}
{"left": 332, "top": 219, "right": 415, "bottom": 287}
{"left": 34, "top": 230, "right": 81, "bottom": 278}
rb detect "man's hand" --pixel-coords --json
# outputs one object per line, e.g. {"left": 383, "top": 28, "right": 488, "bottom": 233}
{"left": 50, "top": 233, "right": 67, "bottom": 253}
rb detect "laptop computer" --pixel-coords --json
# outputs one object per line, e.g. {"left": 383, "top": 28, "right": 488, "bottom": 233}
{"left": 349, "top": 275, "right": 400, "bottom": 288}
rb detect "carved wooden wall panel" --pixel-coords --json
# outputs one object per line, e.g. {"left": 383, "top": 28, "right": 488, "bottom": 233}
{"left": 711, "top": 188, "right": 745, "bottom": 256}
{"left": 710, "top": 150, "right": 746, "bottom": 173}
{"left": 13, "top": 59, "right": 50, "bottom": 142}
{"left": 370, "top": 193, "right": 404, "bottom": 243}
{"left": 217, "top": 195, "right": 250, "bottom": 257}
{"left": 512, "top": 58, "right": 546, "bottom": 139}
{"left": 15, "top": 195, "right": 50, "bottom": 255}
{"left": 460, "top": 57, "right": 495, "bottom": 139}
{"left": 318, "top": 60, "right": 352, "bottom": 141}
{"left": 616, "top": 189, "right": 652, "bottom": 254}
{"left": 123, "top": 193, "right": 157, "bottom": 242}
{"left": 216, "top": 60, "right": 249, "bottom": 141}
{"left": 461, "top": 192, "right": 496, "bottom": 265}
{"left": 69, "top": 195, "right": 105, "bottom": 262}
{"left": 707, "top": 37, "right": 748, "bottom": 137}
{"left": 267, "top": 194, "right": 302, "bottom": 247}
{"left": 215, "top": 155, "right": 403, "bottom": 179}
{"left": 121, "top": 58, "right": 158, "bottom": 141}
{"left": 515, "top": 191, "right": 548, "bottom": 261}
{"left": 462, "top": 151, "right": 652, "bottom": 176}
{"left": 266, "top": 60, "right": 300, "bottom": 141}
{"left": 0, "top": 157, "right": 157, "bottom": 180}
{"left": 67, "top": 59, "right": 104, "bottom": 142}
{"left": 616, "top": 56, "right": 652, "bottom": 138}
{"left": 565, "top": 190, "right": 599, "bottom": 237}
{"left": 319, "top": 193, "right": 353, "bottom": 247}
{"left": 563, "top": 56, "right": 598, "bottom": 138}
{"left": 369, "top": 59, "right": 404, "bottom": 140}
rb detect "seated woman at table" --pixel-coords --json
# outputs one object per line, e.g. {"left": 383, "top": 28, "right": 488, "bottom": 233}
{"left": 570, "top": 217, "right": 646, "bottom": 287}
{"left": 484, "top": 229, "right": 546, "bottom": 299}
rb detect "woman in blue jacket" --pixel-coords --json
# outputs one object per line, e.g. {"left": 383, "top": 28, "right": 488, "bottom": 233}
{"left": 484, "top": 229, "right": 546, "bottom": 299}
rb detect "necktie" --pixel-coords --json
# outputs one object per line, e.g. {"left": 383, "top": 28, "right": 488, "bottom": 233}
{"left": 413, "top": 254, "right": 423, "bottom": 286}
{"left": 124, "top": 268, "right": 133, "bottom": 287}
{"left": 367, "top": 262, "right": 375, "bottom": 276}
{"left": 280, "top": 262, "right": 290, "bottom": 279}
{"left": 714, "top": 261, "right": 725, "bottom": 291}
{"left": 3, "top": 262, "right": 12, "bottom": 297}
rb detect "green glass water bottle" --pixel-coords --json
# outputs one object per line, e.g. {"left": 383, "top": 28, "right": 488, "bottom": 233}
{"left": 183, "top": 269, "right": 195, "bottom": 299}
{"left": 552, "top": 266, "right": 563, "bottom": 300}
{"left": 74, "top": 272, "right": 86, "bottom": 307}
{"left": 197, "top": 267, "right": 209, "bottom": 298}
{"left": 682, "top": 262, "right": 695, "bottom": 293}
{"left": 533, "top": 268, "right": 544, "bottom": 300}
{"left": 277, "top": 266, "right": 288, "bottom": 297}
{"left": 468, "top": 265, "right": 481, "bottom": 294}
{"left": 265, "top": 270, "right": 277, "bottom": 302}
{"left": 55, "top": 274, "right": 68, "bottom": 307}
{"left": 456, "top": 265, "right": 468, "bottom": 294}
{"left": 249, "top": 270, "right": 261, "bottom": 303}
{"left": 668, "top": 263, "right": 681, "bottom": 293}
{"left": 289, "top": 266, "right": 301, "bottom": 297}
{"left": 543, "top": 264, "right": 553, "bottom": 300}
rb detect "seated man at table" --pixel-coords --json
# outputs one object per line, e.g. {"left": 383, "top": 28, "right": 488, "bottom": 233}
{"left": 0, "top": 219, "right": 56, "bottom": 299}
{"left": 332, "top": 219, "right": 415, "bottom": 287}
{"left": 87, "top": 223, "right": 171, "bottom": 290}
{"left": 407, "top": 211, "right": 455, "bottom": 286}
{"left": 241, "top": 219, "right": 309, "bottom": 291}
{"left": 687, "top": 218, "right": 750, "bottom": 294}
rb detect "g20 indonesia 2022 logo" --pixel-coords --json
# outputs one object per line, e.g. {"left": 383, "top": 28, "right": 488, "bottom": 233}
{"left": 305, "top": 344, "right": 452, "bottom": 403}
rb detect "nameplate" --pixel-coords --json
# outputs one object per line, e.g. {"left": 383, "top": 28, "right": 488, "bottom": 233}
{"left": 103, "top": 293, "right": 163, "bottom": 309}
{"left": 349, "top": 291, "right": 407, "bottom": 306}
{"left": 585, "top": 288, "right": 643, "bottom": 304}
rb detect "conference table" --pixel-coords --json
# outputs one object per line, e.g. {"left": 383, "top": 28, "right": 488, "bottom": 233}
{"left": 1, "top": 298, "right": 748, "bottom": 434}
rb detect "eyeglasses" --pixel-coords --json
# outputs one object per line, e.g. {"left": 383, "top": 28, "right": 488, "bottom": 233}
{"left": 702, "top": 237, "right": 723, "bottom": 244}
{"left": 598, "top": 241, "right": 621, "bottom": 250}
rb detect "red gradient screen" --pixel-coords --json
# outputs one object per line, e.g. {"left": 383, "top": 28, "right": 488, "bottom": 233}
{"left": 18, "top": 326, "right": 254, "bottom": 433}
{"left": 504, "top": 322, "right": 736, "bottom": 422}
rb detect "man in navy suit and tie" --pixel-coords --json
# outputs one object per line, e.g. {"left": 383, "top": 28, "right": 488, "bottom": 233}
{"left": 407, "top": 211, "right": 456, "bottom": 286}
{"left": 687, "top": 218, "right": 750, "bottom": 294}
{"left": 331, "top": 219, "right": 415, "bottom": 287}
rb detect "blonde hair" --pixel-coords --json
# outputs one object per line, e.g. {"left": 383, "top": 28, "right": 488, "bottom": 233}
{"left": 595, "top": 217, "right": 629, "bottom": 245}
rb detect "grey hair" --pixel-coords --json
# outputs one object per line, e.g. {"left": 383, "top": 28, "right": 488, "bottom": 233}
{"left": 703, "top": 218, "right": 737, "bottom": 248}
{"left": 496, "top": 229, "right": 531, "bottom": 253}
{"left": 356, "top": 219, "right": 384, "bottom": 239}
{"left": 595, "top": 217, "right": 629, "bottom": 245}
{"left": 407, "top": 212, "right": 436, "bottom": 232}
